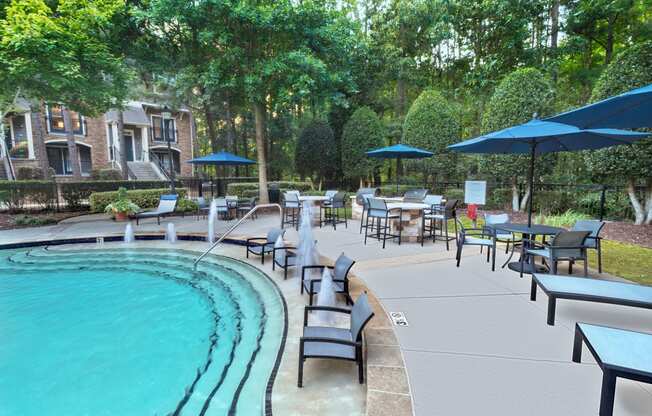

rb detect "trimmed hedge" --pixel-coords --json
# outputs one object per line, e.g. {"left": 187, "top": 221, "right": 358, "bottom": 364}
{"left": 0, "top": 180, "right": 57, "bottom": 211}
{"left": 226, "top": 181, "right": 312, "bottom": 198}
{"left": 89, "top": 188, "right": 187, "bottom": 213}
{"left": 59, "top": 180, "right": 182, "bottom": 209}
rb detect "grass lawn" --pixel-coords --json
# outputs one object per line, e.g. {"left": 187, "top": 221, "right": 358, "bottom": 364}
{"left": 449, "top": 216, "right": 652, "bottom": 286}
{"left": 591, "top": 240, "right": 652, "bottom": 286}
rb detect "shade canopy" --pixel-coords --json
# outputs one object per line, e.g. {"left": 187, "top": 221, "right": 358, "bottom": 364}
{"left": 546, "top": 83, "right": 652, "bottom": 129}
{"left": 448, "top": 120, "right": 648, "bottom": 154}
{"left": 366, "top": 143, "right": 434, "bottom": 159}
{"left": 187, "top": 151, "right": 255, "bottom": 165}
{"left": 448, "top": 119, "right": 649, "bottom": 227}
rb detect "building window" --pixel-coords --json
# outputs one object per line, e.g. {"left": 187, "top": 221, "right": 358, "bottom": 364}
{"left": 5, "top": 114, "right": 29, "bottom": 158}
{"left": 46, "top": 144, "right": 92, "bottom": 175}
{"left": 151, "top": 115, "right": 176, "bottom": 142}
{"left": 47, "top": 105, "right": 84, "bottom": 135}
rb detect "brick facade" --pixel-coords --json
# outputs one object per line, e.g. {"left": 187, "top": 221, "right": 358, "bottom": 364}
{"left": 4, "top": 101, "right": 195, "bottom": 180}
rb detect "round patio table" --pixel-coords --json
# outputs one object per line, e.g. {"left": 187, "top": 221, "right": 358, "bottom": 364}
{"left": 489, "top": 222, "right": 565, "bottom": 274}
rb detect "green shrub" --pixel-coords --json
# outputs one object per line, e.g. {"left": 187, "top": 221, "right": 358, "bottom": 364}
{"left": 89, "top": 188, "right": 187, "bottom": 213}
{"left": 295, "top": 120, "right": 337, "bottom": 182}
{"left": 91, "top": 168, "right": 123, "bottom": 180}
{"left": 226, "top": 181, "right": 312, "bottom": 198}
{"left": 585, "top": 41, "right": 652, "bottom": 224}
{"left": 104, "top": 188, "right": 140, "bottom": 216}
{"left": 176, "top": 198, "right": 199, "bottom": 212}
{"left": 0, "top": 180, "right": 57, "bottom": 211}
{"left": 478, "top": 67, "right": 556, "bottom": 191}
{"left": 341, "top": 107, "right": 385, "bottom": 182}
{"left": 403, "top": 90, "right": 461, "bottom": 179}
{"left": 16, "top": 166, "right": 44, "bottom": 180}
{"left": 535, "top": 210, "right": 591, "bottom": 228}
{"left": 14, "top": 214, "right": 58, "bottom": 226}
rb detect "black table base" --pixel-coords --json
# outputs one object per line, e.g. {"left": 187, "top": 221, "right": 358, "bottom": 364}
{"left": 507, "top": 261, "right": 548, "bottom": 275}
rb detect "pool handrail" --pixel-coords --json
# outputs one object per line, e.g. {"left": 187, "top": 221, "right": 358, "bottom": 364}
{"left": 193, "top": 203, "right": 283, "bottom": 270}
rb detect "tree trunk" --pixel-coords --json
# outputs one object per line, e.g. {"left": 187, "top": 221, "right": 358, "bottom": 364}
{"left": 519, "top": 185, "right": 531, "bottom": 212}
{"left": 62, "top": 106, "right": 81, "bottom": 179}
{"left": 117, "top": 110, "right": 128, "bottom": 180}
{"left": 204, "top": 104, "right": 219, "bottom": 153}
{"left": 626, "top": 178, "right": 645, "bottom": 225}
{"left": 224, "top": 100, "right": 239, "bottom": 176}
{"left": 30, "top": 104, "right": 50, "bottom": 178}
{"left": 644, "top": 178, "right": 652, "bottom": 225}
{"left": 242, "top": 118, "right": 250, "bottom": 177}
{"left": 605, "top": 18, "right": 614, "bottom": 64}
{"left": 511, "top": 178, "right": 520, "bottom": 211}
{"left": 253, "top": 101, "right": 269, "bottom": 203}
{"left": 549, "top": 0, "right": 559, "bottom": 50}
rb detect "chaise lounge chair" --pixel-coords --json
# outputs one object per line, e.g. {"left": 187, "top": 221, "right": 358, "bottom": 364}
{"left": 298, "top": 292, "right": 374, "bottom": 387}
{"left": 530, "top": 273, "right": 652, "bottom": 325}
{"left": 133, "top": 194, "right": 178, "bottom": 225}
{"left": 572, "top": 323, "right": 652, "bottom": 416}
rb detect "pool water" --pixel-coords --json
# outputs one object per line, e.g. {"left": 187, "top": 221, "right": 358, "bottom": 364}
{"left": 0, "top": 247, "right": 285, "bottom": 416}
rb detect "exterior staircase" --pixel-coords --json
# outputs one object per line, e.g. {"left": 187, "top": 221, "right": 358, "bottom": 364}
{"left": 127, "top": 161, "right": 166, "bottom": 180}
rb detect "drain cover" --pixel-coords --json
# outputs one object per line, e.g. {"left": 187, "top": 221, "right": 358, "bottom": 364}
{"left": 389, "top": 311, "right": 409, "bottom": 326}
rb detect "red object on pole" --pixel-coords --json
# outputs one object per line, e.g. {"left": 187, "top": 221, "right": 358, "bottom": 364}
{"left": 467, "top": 203, "right": 478, "bottom": 221}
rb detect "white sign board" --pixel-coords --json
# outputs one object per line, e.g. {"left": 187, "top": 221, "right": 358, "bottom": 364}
{"left": 389, "top": 311, "right": 409, "bottom": 327}
{"left": 464, "top": 181, "right": 487, "bottom": 205}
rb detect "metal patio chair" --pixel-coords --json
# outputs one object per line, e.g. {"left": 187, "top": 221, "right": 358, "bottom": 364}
{"left": 298, "top": 292, "right": 375, "bottom": 387}
{"left": 521, "top": 230, "right": 591, "bottom": 277}
{"left": 364, "top": 198, "right": 401, "bottom": 249}
{"left": 245, "top": 228, "right": 286, "bottom": 265}
{"left": 571, "top": 220, "right": 605, "bottom": 273}
{"left": 455, "top": 219, "right": 497, "bottom": 271}
{"left": 301, "top": 253, "right": 356, "bottom": 305}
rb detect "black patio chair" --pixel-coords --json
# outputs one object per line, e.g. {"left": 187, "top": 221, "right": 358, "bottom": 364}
{"left": 484, "top": 213, "right": 520, "bottom": 254}
{"left": 301, "top": 253, "right": 356, "bottom": 305}
{"left": 282, "top": 191, "right": 301, "bottom": 229}
{"left": 320, "top": 191, "right": 347, "bottom": 230}
{"left": 236, "top": 197, "right": 257, "bottom": 219}
{"left": 298, "top": 292, "right": 374, "bottom": 387}
{"left": 455, "top": 219, "right": 497, "bottom": 271}
{"left": 272, "top": 241, "right": 297, "bottom": 280}
{"left": 421, "top": 194, "right": 443, "bottom": 246}
{"left": 424, "top": 198, "right": 458, "bottom": 250}
{"left": 571, "top": 220, "right": 605, "bottom": 273}
{"left": 403, "top": 188, "right": 428, "bottom": 202}
{"left": 364, "top": 198, "right": 401, "bottom": 249}
{"left": 521, "top": 230, "right": 591, "bottom": 277}
{"left": 245, "top": 228, "right": 285, "bottom": 264}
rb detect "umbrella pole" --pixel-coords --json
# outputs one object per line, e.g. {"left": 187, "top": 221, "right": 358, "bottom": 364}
{"left": 527, "top": 143, "right": 536, "bottom": 227}
{"left": 396, "top": 158, "right": 400, "bottom": 195}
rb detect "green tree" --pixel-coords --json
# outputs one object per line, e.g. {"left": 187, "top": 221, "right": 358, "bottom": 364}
{"left": 479, "top": 67, "right": 556, "bottom": 211}
{"left": 341, "top": 106, "right": 385, "bottom": 187}
{"left": 0, "top": 0, "right": 130, "bottom": 179}
{"left": 295, "top": 120, "right": 337, "bottom": 188}
{"left": 584, "top": 41, "right": 652, "bottom": 224}
{"left": 402, "top": 89, "right": 461, "bottom": 183}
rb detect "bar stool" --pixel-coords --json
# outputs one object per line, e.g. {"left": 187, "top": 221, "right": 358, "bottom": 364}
{"left": 321, "top": 191, "right": 348, "bottom": 230}
{"left": 364, "top": 198, "right": 401, "bottom": 249}
{"left": 282, "top": 192, "right": 301, "bottom": 229}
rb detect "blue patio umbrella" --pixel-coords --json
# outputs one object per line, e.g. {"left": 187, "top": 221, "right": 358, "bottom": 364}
{"left": 187, "top": 150, "right": 255, "bottom": 166}
{"left": 448, "top": 119, "right": 649, "bottom": 225}
{"left": 546, "top": 83, "right": 652, "bottom": 129}
{"left": 366, "top": 144, "right": 433, "bottom": 193}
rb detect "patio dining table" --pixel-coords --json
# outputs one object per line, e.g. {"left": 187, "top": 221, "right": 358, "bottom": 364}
{"left": 385, "top": 202, "right": 429, "bottom": 242}
{"left": 488, "top": 222, "right": 564, "bottom": 274}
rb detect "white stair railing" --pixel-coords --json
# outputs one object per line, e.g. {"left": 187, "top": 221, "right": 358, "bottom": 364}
{"left": 193, "top": 203, "right": 283, "bottom": 270}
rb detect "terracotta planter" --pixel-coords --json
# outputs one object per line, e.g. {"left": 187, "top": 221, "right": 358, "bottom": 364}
{"left": 114, "top": 212, "right": 129, "bottom": 222}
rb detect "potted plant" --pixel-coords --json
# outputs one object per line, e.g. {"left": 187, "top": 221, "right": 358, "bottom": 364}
{"left": 104, "top": 187, "right": 140, "bottom": 221}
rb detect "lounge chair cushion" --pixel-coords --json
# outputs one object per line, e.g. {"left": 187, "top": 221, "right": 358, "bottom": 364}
{"left": 527, "top": 248, "right": 551, "bottom": 258}
{"left": 464, "top": 236, "right": 493, "bottom": 246}
{"left": 303, "top": 326, "right": 355, "bottom": 359}
{"left": 304, "top": 279, "right": 345, "bottom": 294}
{"left": 495, "top": 232, "right": 514, "bottom": 240}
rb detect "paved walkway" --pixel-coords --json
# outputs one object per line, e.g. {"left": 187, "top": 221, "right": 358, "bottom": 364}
{"left": 2, "top": 213, "right": 652, "bottom": 415}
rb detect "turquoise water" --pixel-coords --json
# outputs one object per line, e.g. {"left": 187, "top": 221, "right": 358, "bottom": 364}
{"left": 0, "top": 247, "right": 285, "bottom": 416}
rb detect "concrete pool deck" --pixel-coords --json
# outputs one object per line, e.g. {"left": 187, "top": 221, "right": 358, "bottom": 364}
{"left": 2, "top": 212, "right": 652, "bottom": 415}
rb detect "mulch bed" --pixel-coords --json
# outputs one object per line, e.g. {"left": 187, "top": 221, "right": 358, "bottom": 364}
{"left": 0, "top": 212, "right": 85, "bottom": 231}
{"left": 463, "top": 209, "right": 652, "bottom": 249}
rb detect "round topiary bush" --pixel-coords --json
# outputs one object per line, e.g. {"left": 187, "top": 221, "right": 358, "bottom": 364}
{"left": 341, "top": 107, "right": 385, "bottom": 184}
{"left": 402, "top": 89, "right": 460, "bottom": 179}
{"left": 478, "top": 67, "right": 556, "bottom": 210}
{"left": 584, "top": 41, "right": 652, "bottom": 224}
{"left": 295, "top": 120, "right": 337, "bottom": 184}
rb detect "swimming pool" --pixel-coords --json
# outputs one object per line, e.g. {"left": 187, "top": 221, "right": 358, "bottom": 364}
{"left": 0, "top": 246, "right": 285, "bottom": 416}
